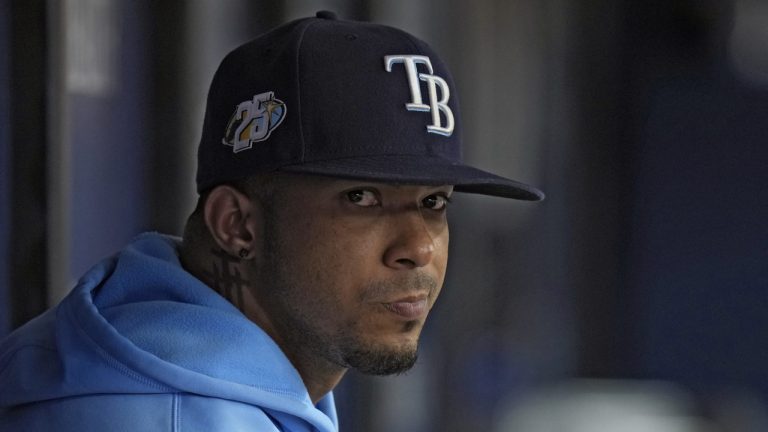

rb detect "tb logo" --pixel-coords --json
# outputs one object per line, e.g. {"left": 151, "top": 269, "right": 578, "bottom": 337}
{"left": 222, "top": 91, "right": 286, "bottom": 153}
{"left": 384, "top": 55, "right": 454, "bottom": 137}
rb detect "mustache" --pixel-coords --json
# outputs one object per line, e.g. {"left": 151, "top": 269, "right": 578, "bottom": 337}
{"left": 360, "top": 272, "right": 438, "bottom": 302}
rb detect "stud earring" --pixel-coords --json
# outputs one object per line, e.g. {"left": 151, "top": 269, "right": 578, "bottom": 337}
{"left": 238, "top": 248, "right": 250, "bottom": 259}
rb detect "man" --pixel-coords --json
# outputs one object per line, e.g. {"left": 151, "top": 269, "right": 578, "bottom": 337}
{"left": 0, "top": 11, "right": 543, "bottom": 431}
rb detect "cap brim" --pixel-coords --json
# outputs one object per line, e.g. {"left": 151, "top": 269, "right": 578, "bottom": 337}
{"left": 278, "top": 155, "right": 545, "bottom": 201}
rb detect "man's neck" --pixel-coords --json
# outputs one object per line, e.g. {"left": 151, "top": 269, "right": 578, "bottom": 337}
{"left": 179, "top": 243, "right": 345, "bottom": 404}
{"left": 278, "top": 342, "right": 348, "bottom": 404}
{"left": 230, "top": 288, "right": 348, "bottom": 404}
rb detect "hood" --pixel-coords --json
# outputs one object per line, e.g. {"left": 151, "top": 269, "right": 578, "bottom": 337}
{"left": 0, "top": 232, "right": 336, "bottom": 431}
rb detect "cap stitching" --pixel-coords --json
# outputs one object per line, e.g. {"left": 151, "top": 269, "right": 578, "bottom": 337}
{"left": 294, "top": 19, "right": 323, "bottom": 163}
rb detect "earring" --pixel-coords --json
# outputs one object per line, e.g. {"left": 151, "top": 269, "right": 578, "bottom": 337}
{"left": 238, "top": 248, "right": 250, "bottom": 259}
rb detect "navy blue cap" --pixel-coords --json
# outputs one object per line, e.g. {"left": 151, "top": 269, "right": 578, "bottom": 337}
{"left": 196, "top": 11, "right": 544, "bottom": 200}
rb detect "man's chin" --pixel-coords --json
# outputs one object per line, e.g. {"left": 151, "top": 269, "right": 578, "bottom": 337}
{"left": 343, "top": 345, "right": 419, "bottom": 376}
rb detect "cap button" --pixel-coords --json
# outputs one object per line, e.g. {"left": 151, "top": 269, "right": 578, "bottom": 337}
{"left": 316, "top": 10, "right": 338, "bottom": 20}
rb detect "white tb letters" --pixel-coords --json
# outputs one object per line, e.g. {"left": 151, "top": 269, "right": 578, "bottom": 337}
{"left": 384, "top": 55, "right": 455, "bottom": 136}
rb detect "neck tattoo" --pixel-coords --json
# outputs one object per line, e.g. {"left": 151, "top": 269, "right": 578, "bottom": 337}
{"left": 203, "top": 248, "right": 249, "bottom": 308}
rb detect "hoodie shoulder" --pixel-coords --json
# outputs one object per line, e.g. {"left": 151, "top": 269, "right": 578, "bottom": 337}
{"left": 0, "top": 393, "right": 285, "bottom": 432}
{"left": 0, "top": 232, "right": 338, "bottom": 432}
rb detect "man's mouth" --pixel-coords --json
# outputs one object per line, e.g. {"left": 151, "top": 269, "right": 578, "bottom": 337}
{"left": 382, "top": 296, "right": 428, "bottom": 320}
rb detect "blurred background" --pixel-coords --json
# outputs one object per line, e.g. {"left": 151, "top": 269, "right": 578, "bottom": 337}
{"left": 2, "top": 0, "right": 768, "bottom": 431}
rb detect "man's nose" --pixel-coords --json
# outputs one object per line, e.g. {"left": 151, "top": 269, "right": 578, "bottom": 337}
{"left": 382, "top": 210, "right": 435, "bottom": 270}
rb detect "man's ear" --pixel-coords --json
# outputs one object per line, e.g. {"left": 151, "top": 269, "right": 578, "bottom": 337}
{"left": 203, "top": 185, "right": 260, "bottom": 258}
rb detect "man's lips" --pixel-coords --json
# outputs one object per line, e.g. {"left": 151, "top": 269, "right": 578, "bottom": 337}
{"left": 382, "top": 296, "right": 428, "bottom": 320}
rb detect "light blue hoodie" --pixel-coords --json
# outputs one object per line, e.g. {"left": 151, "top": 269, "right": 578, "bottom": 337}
{"left": 0, "top": 233, "right": 338, "bottom": 431}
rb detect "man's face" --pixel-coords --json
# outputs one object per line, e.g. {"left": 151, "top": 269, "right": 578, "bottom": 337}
{"left": 254, "top": 174, "right": 451, "bottom": 375}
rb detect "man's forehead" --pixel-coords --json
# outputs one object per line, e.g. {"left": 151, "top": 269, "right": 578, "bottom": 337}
{"left": 278, "top": 173, "right": 454, "bottom": 191}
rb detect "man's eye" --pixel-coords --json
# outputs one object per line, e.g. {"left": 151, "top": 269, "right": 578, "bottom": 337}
{"left": 346, "top": 190, "right": 379, "bottom": 207}
{"left": 422, "top": 194, "right": 450, "bottom": 211}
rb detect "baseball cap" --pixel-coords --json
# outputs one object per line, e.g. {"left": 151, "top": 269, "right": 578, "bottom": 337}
{"left": 196, "top": 11, "right": 544, "bottom": 201}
